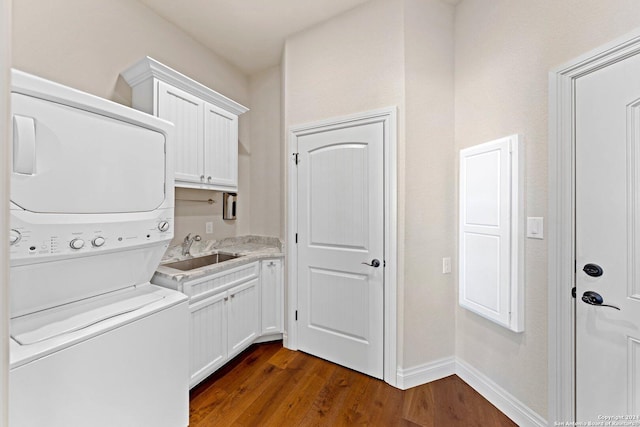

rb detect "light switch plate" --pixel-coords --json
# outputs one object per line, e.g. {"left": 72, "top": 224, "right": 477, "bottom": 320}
{"left": 527, "top": 217, "right": 544, "bottom": 239}
{"left": 442, "top": 257, "right": 452, "bottom": 274}
{"left": 205, "top": 222, "right": 213, "bottom": 234}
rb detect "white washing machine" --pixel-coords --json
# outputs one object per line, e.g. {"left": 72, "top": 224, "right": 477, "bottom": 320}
{"left": 8, "top": 70, "right": 189, "bottom": 427}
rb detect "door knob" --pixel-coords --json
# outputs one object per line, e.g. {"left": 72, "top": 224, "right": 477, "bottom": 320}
{"left": 581, "top": 291, "right": 620, "bottom": 310}
{"left": 362, "top": 259, "right": 381, "bottom": 268}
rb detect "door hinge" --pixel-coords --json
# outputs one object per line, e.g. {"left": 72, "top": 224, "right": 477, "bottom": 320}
{"left": 571, "top": 287, "right": 576, "bottom": 298}
{"left": 293, "top": 152, "right": 300, "bottom": 165}
{"left": 295, "top": 233, "right": 298, "bottom": 244}
{"left": 295, "top": 310, "right": 298, "bottom": 321}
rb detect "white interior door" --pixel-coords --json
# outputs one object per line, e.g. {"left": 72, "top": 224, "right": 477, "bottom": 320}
{"left": 296, "top": 121, "right": 384, "bottom": 379}
{"left": 576, "top": 51, "right": 640, "bottom": 420}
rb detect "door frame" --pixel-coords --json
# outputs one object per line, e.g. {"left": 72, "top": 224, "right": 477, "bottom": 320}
{"left": 549, "top": 28, "right": 640, "bottom": 423}
{"left": 286, "top": 107, "right": 398, "bottom": 387}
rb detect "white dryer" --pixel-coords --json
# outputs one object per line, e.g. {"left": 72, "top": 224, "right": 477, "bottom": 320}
{"left": 8, "top": 70, "right": 189, "bottom": 427}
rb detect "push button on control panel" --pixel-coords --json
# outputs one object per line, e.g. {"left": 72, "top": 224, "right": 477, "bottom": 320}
{"left": 69, "top": 238, "right": 85, "bottom": 250}
{"left": 92, "top": 237, "right": 106, "bottom": 247}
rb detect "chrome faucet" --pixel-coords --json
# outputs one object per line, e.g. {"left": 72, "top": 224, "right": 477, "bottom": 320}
{"left": 182, "top": 233, "right": 201, "bottom": 256}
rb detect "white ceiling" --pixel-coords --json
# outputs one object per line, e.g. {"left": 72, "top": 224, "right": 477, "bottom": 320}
{"left": 139, "top": 0, "right": 372, "bottom": 75}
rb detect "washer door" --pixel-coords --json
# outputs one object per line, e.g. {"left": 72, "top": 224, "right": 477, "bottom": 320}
{"left": 11, "top": 92, "right": 166, "bottom": 214}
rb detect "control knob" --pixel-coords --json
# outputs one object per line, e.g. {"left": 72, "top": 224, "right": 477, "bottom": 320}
{"left": 69, "top": 238, "right": 85, "bottom": 250}
{"left": 92, "top": 237, "right": 106, "bottom": 247}
{"left": 9, "top": 229, "right": 21, "bottom": 245}
{"left": 158, "top": 221, "right": 170, "bottom": 232}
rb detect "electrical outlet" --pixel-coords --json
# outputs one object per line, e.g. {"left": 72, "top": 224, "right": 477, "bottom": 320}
{"left": 205, "top": 222, "right": 213, "bottom": 234}
{"left": 442, "top": 257, "right": 451, "bottom": 274}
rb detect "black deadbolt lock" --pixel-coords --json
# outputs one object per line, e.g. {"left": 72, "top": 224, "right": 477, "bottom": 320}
{"left": 583, "top": 263, "right": 603, "bottom": 277}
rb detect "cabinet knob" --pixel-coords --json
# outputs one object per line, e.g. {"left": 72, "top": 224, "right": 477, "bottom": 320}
{"left": 230, "top": 294, "right": 235, "bottom": 299}
{"left": 224, "top": 297, "right": 228, "bottom": 301}
{"left": 200, "top": 175, "right": 205, "bottom": 181}
{"left": 207, "top": 176, "right": 212, "bottom": 182}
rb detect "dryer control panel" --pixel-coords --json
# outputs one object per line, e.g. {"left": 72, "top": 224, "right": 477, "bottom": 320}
{"left": 9, "top": 208, "right": 173, "bottom": 265}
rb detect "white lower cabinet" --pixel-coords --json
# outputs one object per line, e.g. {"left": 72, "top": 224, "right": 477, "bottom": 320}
{"left": 184, "top": 260, "right": 280, "bottom": 389}
{"left": 189, "top": 292, "right": 227, "bottom": 387}
{"left": 261, "top": 259, "right": 283, "bottom": 335}
{"left": 226, "top": 278, "right": 260, "bottom": 359}
{"left": 188, "top": 279, "right": 260, "bottom": 388}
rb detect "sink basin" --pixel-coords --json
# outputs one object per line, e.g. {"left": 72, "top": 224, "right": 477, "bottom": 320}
{"left": 164, "top": 253, "right": 240, "bottom": 271}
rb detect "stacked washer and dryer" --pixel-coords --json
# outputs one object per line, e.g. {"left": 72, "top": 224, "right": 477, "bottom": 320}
{"left": 8, "top": 70, "right": 189, "bottom": 426}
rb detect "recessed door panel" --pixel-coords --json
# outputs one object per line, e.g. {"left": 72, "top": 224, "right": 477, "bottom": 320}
{"left": 461, "top": 233, "right": 501, "bottom": 313}
{"left": 308, "top": 267, "right": 369, "bottom": 342}
{"left": 11, "top": 93, "right": 165, "bottom": 213}
{"left": 308, "top": 143, "right": 368, "bottom": 250}
{"left": 463, "top": 149, "right": 501, "bottom": 227}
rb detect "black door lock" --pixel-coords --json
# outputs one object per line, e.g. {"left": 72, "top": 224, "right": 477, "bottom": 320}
{"left": 583, "top": 263, "right": 604, "bottom": 277}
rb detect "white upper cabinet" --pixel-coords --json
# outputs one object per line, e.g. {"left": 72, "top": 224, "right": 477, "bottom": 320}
{"left": 204, "top": 103, "right": 238, "bottom": 188}
{"left": 459, "top": 134, "right": 524, "bottom": 333}
{"left": 157, "top": 81, "right": 205, "bottom": 183}
{"left": 121, "top": 57, "right": 248, "bottom": 191}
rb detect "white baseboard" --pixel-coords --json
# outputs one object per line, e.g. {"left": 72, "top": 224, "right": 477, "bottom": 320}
{"left": 455, "top": 359, "right": 547, "bottom": 427}
{"left": 396, "top": 356, "right": 456, "bottom": 390}
{"left": 396, "top": 357, "right": 547, "bottom": 427}
{"left": 254, "top": 333, "right": 283, "bottom": 344}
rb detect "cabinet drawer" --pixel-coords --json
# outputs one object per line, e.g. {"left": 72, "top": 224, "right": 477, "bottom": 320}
{"left": 183, "top": 262, "right": 259, "bottom": 302}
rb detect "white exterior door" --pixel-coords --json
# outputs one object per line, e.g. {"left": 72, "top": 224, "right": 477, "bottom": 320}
{"left": 575, "top": 52, "right": 640, "bottom": 420}
{"left": 296, "top": 121, "right": 384, "bottom": 379}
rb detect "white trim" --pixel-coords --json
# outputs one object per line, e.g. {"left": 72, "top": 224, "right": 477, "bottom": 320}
{"left": 549, "top": 27, "right": 640, "bottom": 424}
{"left": 396, "top": 357, "right": 455, "bottom": 390}
{"left": 395, "top": 358, "right": 546, "bottom": 427}
{"left": 120, "top": 57, "right": 249, "bottom": 115}
{"left": 0, "top": 0, "right": 9, "bottom": 425}
{"left": 286, "top": 107, "right": 398, "bottom": 387}
{"left": 456, "top": 359, "right": 547, "bottom": 427}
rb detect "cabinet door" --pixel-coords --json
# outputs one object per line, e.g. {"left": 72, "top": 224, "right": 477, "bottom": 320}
{"left": 261, "top": 259, "right": 283, "bottom": 335}
{"left": 227, "top": 278, "right": 259, "bottom": 359}
{"left": 203, "top": 102, "right": 238, "bottom": 190}
{"left": 157, "top": 81, "right": 205, "bottom": 184}
{"left": 189, "top": 292, "right": 227, "bottom": 388}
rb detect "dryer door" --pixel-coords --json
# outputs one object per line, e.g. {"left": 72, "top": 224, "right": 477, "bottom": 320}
{"left": 11, "top": 92, "right": 166, "bottom": 214}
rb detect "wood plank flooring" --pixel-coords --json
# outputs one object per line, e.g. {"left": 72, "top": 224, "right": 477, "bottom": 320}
{"left": 189, "top": 341, "right": 517, "bottom": 427}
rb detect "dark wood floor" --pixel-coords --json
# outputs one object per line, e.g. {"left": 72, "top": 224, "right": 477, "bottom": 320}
{"left": 189, "top": 341, "right": 517, "bottom": 427}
